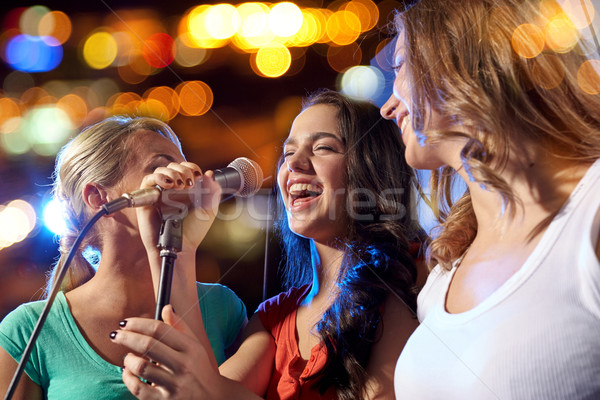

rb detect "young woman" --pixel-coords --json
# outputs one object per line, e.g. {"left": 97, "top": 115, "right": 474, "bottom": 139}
{"left": 0, "top": 116, "right": 247, "bottom": 399}
{"left": 381, "top": 0, "right": 600, "bottom": 398}
{"left": 109, "top": 89, "right": 424, "bottom": 399}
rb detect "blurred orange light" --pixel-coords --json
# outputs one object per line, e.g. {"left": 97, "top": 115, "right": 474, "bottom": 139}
{"left": 56, "top": 94, "right": 88, "bottom": 127}
{"left": 326, "top": 10, "right": 361, "bottom": 46}
{"left": 531, "top": 54, "right": 565, "bottom": 89}
{"left": 38, "top": 11, "right": 72, "bottom": 44}
{"left": 176, "top": 81, "right": 214, "bottom": 116}
{"left": 109, "top": 92, "right": 142, "bottom": 115}
{"left": 511, "top": 24, "right": 545, "bottom": 58}
{"left": 144, "top": 86, "right": 180, "bottom": 120}
{"left": 344, "top": 0, "right": 378, "bottom": 32}
{"left": 0, "top": 98, "right": 22, "bottom": 132}
{"left": 136, "top": 99, "right": 170, "bottom": 121}
{"left": 577, "top": 59, "right": 600, "bottom": 94}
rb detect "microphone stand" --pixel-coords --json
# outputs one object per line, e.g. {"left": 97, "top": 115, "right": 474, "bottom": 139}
{"left": 153, "top": 201, "right": 186, "bottom": 321}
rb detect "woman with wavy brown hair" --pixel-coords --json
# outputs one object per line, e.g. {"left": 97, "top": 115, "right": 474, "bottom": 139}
{"left": 109, "top": 89, "right": 424, "bottom": 400}
{"left": 381, "top": 0, "right": 600, "bottom": 398}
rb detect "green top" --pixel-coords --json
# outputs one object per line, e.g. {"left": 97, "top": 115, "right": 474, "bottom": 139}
{"left": 0, "top": 282, "right": 246, "bottom": 399}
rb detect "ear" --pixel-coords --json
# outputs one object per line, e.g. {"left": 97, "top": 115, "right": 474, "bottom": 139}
{"left": 82, "top": 183, "right": 109, "bottom": 211}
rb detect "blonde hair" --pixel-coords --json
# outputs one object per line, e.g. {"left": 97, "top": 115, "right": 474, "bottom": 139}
{"left": 45, "top": 116, "right": 181, "bottom": 296}
{"left": 395, "top": 0, "right": 600, "bottom": 269}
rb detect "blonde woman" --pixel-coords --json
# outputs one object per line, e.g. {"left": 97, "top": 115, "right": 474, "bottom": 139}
{"left": 0, "top": 116, "right": 247, "bottom": 399}
{"left": 381, "top": 0, "right": 600, "bottom": 398}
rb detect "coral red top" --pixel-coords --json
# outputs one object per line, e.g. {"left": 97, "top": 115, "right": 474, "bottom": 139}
{"left": 257, "top": 285, "right": 337, "bottom": 400}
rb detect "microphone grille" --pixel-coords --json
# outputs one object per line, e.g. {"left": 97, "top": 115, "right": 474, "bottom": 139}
{"left": 228, "top": 157, "right": 263, "bottom": 197}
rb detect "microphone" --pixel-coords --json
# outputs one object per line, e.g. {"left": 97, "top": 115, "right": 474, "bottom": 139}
{"left": 102, "top": 157, "right": 263, "bottom": 215}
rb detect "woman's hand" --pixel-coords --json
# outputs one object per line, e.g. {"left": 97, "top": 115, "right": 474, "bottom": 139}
{"left": 135, "top": 162, "right": 222, "bottom": 254}
{"left": 111, "top": 306, "right": 223, "bottom": 399}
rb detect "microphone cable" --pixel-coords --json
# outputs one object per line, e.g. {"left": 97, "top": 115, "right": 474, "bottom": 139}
{"left": 4, "top": 208, "right": 107, "bottom": 400}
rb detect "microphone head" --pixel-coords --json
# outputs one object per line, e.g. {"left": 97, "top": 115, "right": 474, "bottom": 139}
{"left": 228, "top": 157, "right": 263, "bottom": 197}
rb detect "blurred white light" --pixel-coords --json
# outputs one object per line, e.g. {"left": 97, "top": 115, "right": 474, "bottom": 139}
{"left": 43, "top": 198, "right": 67, "bottom": 235}
{"left": 339, "top": 65, "right": 384, "bottom": 100}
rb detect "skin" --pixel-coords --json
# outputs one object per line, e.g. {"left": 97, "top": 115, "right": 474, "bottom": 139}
{"left": 0, "top": 129, "right": 230, "bottom": 399}
{"left": 110, "top": 104, "right": 419, "bottom": 399}
{"left": 381, "top": 32, "right": 598, "bottom": 314}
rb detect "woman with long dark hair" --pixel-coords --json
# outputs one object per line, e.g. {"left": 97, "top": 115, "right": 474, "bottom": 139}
{"left": 111, "top": 90, "right": 423, "bottom": 399}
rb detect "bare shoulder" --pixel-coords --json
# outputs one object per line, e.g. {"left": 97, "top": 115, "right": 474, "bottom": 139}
{"left": 0, "top": 346, "right": 43, "bottom": 400}
{"left": 364, "top": 295, "right": 419, "bottom": 399}
{"left": 219, "top": 313, "right": 276, "bottom": 397}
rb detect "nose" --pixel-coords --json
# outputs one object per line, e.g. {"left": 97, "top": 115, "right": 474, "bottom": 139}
{"left": 285, "top": 150, "right": 310, "bottom": 172}
{"left": 380, "top": 93, "right": 399, "bottom": 120}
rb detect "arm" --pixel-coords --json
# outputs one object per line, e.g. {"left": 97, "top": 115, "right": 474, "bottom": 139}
{"left": 219, "top": 313, "right": 276, "bottom": 396}
{"left": 0, "top": 347, "right": 43, "bottom": 400}
{"left": 136, "top": 163, "right": 222, "bottom": 370}
{"left": 112, "top": 306, "right": 265, "bottom": 399}
{"left": 364, "top": 295, "right": 419, "bottom": 399}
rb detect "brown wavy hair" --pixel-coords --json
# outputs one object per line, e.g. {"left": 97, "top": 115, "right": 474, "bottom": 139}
{"left": 394, "top": 0, "right": 600, "bottom": 269}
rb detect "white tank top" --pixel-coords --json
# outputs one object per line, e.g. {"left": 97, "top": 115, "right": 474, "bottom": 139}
{"left": 395, "top": 159, "right": 600, "bottom": 399}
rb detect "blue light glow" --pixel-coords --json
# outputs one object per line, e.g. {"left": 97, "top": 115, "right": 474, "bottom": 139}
{"left": 5, "top": 34, "right": 63, "bottom": 73}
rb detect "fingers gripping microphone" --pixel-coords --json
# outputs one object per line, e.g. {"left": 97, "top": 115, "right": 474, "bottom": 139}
{"left": 102, "top": 157, "right": 263, "bottom": 215}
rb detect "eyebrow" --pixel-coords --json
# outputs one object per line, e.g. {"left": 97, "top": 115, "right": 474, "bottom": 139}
{"left": 284, "top": 132, "right": 343, "bottom": 147}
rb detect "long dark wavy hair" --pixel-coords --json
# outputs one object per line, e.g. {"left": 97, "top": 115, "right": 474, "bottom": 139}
{"left": 274, "top": 89, "right": 422, "bottom": 399}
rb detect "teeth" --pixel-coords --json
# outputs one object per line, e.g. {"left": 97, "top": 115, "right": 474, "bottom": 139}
{"left": 400, "top": 117, "right": 409, "bottom": 133}
{"left": 289, "top": 183, "right": 322, "bottom": 194}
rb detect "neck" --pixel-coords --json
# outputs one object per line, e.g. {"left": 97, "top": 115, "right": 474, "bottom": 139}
{"left": 453, "top": 144, "right": 591, "bottom": 238}
{"left": 70, "top": 234, "right": 156, "bottom": 315}
{"left": 304, "top": 240, "right": 344, "bottom": 305}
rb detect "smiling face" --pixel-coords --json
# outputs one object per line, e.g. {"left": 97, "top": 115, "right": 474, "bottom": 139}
{"left": 380, "top": 32, "right": 465, "bottom": 171}
{"left": 277, "top": 104, "right": 347, "bottom": 244}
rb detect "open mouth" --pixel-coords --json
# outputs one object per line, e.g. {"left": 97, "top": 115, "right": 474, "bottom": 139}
{"left": 289, "top": 183, "right": 323, "bottom": 207}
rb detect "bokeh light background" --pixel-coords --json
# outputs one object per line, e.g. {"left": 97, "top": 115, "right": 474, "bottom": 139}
{"left": 1, "top": 0, "right": 600, "bottom": 318}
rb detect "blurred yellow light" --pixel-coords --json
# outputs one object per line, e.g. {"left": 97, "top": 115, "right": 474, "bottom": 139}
{"left": 8, "top": 199, "right": 36, "bottom": 235}
{"left": 545, "top": 14, "right": 579, "bottom": 53}
{"left": 136, "top": 99, "right": 170, "bottom": 121}
{"left": 238, "top": 3, "right": 269, "bottom": 37}
{"left": 344, "top": 0, "right": 378, "bottom": 32}
{"left": 269, "top": 2, "right": 303, "bottom": 38}
{"left": 188, "top": 5, "right": 229, "bottom": 48}
{"left": 254, "top": 44, "right": 292, "bottom": 78}
{"left": 174, "top": 35, "right": 209, "bottom": 67}
{"left": 306, "top": 8, "right": 331, "bottom": 44}
{"left": 176, "top": 81, "right": 214, "bottom": 116}
{"left": 20, "top": 5, "right": 50, "bottom": 36}
{"left": 38, "top": 11, "right": 72, "bottom": 44}
{"left": 83, "top": 31, "right": 118, "bottom": 69}
{"left": 511, "top": 24, "right": 545, "bottom": 58}
{"left": 57, "top": 94, "right": 88, "bottom": 127}
{"left": 1, "top": 117, "right": 22, "bottom": 135}
{"left": 561, "top": 0, "right": 594, "bottom": 29}
{"left": 205, "top": 4, "right": 241, "bottom": 40}
{"left": 144, "top": 86, "right": 180, "bottom": 120}
{"left": 577, "top": 59, "right": 600, "bottom": 94}
{"left": 539, "top": 0, "right": 564, "bottom": 20}
{"left": 288, "top": 10, "right": 322, "bottom": 47}
{"left": 0, "top": 98, "right": 22, "bottom": 131}
{"left": 327, "top": 10, "right": 361, "bottom": 46}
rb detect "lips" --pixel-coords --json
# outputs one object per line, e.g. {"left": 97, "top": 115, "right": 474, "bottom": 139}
{"left": 288, "top": 182, "right": 323, "bottom": 207}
